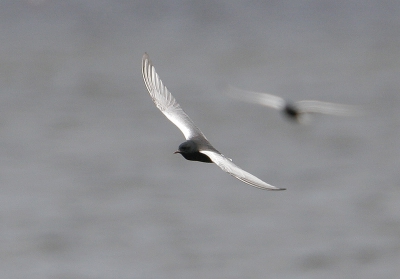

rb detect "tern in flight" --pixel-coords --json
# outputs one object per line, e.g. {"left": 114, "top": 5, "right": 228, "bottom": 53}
{"left": 227, "top": 86, "right": 361, "bottom": 123}
{"left": 142, "top": 53, "right": 284, "bottom": 190}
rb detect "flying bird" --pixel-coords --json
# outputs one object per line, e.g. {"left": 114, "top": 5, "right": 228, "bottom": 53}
{"left": 142, "top": 53, "right": 284, "bottom": 190}
{"left": 227, "top": 86, "right": 361, "bottom": 123}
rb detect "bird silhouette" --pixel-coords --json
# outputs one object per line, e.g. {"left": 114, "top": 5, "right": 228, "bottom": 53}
{"left": 227, "top": 86, "right": 361, "bottom": 123}
{"left": 142, "top": 53, "right": 284, "bottom": 190}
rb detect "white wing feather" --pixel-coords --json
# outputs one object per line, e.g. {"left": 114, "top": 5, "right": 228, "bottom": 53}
{"left": 200, "top": 150, "right": 285, "bottom": 190}
{"left": 296, "top": 100, "right": 361, "bottom": 116}
{"left": 227, "top": 86, "right": 286, "bottom": 110}
{"left": 142, "top": 53, "right": 206, "bottom": 140}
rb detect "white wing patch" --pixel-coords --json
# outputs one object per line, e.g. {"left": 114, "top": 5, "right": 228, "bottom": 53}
{"left": 296, "top": 100, "right": 362, "bottom": 116}
{"left": 142, "top": 53, "right": 206, "bottom": 140}
{"left": 200, "top": 150, "right": 285, "bottom": 190}
{"left": 227, "top": 86, "right": 286, "bottom": 110}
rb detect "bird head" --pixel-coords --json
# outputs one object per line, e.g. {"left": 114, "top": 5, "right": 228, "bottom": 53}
{"left": 174, "top": 140, "right": 198, "bottom": 154}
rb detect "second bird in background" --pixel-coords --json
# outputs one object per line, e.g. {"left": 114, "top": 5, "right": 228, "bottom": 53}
{"left": 226, "top": 86, "right": 362, "bottom": 123}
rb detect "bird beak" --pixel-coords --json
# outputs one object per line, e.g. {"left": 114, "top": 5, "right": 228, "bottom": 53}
{"left": 174, "top": 150, "right": 181, "bottom": 154}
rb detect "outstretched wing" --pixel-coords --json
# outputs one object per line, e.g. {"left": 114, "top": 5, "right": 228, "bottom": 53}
{"left": 200, "top": 150, "right": 285, "bottom": 190}
{"left": 226, "top": 86, "right": 286, "bottom": 110}
{"left": 142, "top": 53, "right": 207, "bottom": 140}
{"left": 296, "top": 100, "right": 361, "bottom": 116}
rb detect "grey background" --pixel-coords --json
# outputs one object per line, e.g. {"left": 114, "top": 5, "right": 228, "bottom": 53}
{"left": 1, "top": 1, "right": 399, "bottom": 278}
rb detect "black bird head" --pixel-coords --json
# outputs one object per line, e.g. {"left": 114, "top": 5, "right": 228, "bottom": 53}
{"left": 174, "top": 140, "right": 212, "bottom": 163}
{"left": 283, "top": 102, "right": 300, "bottom": 120}
{"left": 175, "top": 140, "right": 198, "bottom": 154}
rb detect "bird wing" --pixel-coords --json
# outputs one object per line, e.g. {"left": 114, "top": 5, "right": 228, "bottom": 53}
{"left": 200, "top": 150, "right": 285, "bottom": 190}
{"left": 296, "top": 100, "right": 362, "bottom": 116}
{"left": 142, "top": 53, "right": 207, "bottom": 140}
{"left": 226, "top": 86, "right": 286, "bottom": 110}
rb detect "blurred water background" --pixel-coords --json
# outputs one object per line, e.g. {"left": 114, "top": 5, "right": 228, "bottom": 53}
{"left": 0, "top": 1, "right": 399, "bottom": 278}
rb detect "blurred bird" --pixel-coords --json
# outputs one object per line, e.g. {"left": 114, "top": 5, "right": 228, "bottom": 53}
{"left": 227, "top": 86, "right": 361, "bottom": 123}
{"left": 142, "top": 53, "right": 284, "bottom": 190}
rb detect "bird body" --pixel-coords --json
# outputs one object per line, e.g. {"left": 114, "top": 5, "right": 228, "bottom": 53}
{"left": 227, "top": 86, "right": 361, "bottom": 122}
{"left": 282, "top": 102, "right": 300, "bottom": 120}
{"left": 142, "top": 53, "right": 284, "bottom": 190}
{"left": 175, "top": 140, "right": 214, "bottom": 163}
